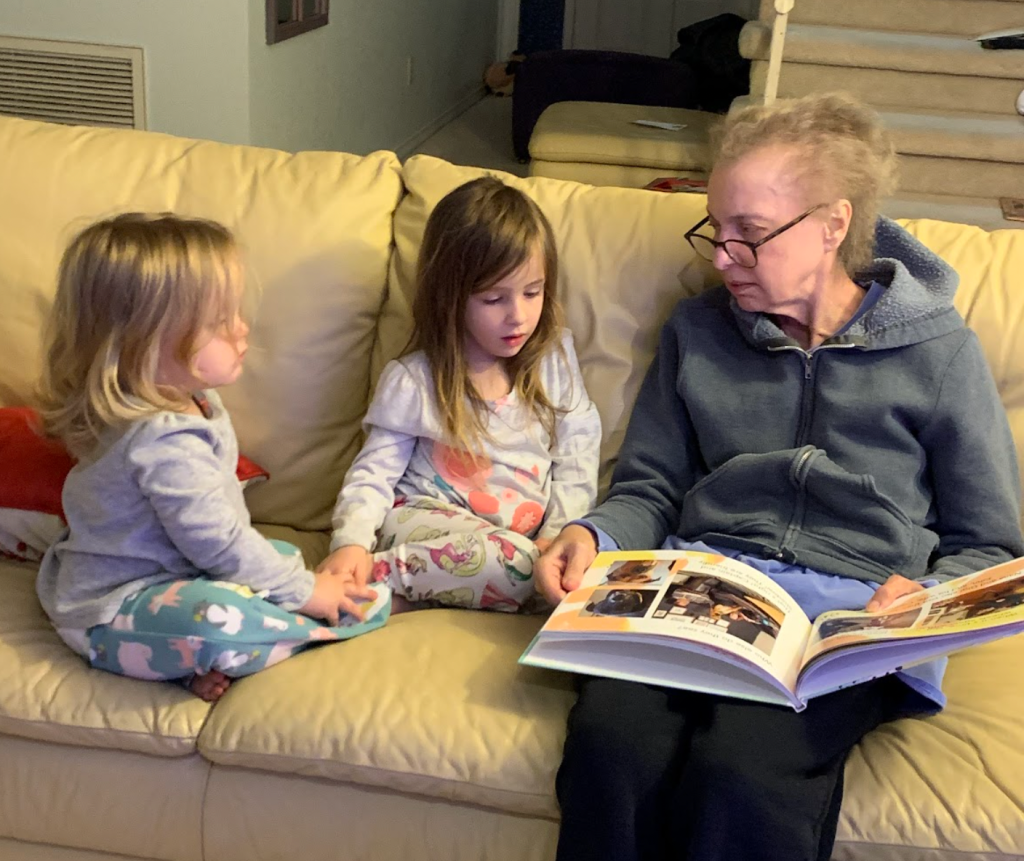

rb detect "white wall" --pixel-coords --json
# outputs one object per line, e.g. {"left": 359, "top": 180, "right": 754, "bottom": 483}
{"left": 246, "top": 0, "right": 499, "bottom": 156}
{"left": 0, "top": 0, "right": 251, "bottom": 144}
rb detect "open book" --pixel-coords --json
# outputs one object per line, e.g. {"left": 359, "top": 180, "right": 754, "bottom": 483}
{"left": 519, "top": 550, "right": 1024, "bottom": 711}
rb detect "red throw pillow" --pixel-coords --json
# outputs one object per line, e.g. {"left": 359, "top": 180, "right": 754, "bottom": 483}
{"left": 0, "top": 406, "right": 269, "bottom": 561}
{"left": 0, "top": 407, "right": 73, "bottom": 516}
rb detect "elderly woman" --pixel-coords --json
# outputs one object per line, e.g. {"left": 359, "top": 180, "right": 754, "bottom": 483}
{"left": 535, "top": 93, "right": 1024, "bottom": 861}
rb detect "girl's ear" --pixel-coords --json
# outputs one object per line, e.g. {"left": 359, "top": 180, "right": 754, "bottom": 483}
{"left": 823, "top": 199, "right": 853, "bottom": 252}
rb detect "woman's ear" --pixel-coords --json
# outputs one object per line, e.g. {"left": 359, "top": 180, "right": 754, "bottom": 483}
{"left": 823, "top": 199, "right": 853, "bottom": 252}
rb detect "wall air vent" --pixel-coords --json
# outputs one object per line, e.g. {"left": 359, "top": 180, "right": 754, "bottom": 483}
{"left": 0, "top": 36, "right": 145, "bottom": 130}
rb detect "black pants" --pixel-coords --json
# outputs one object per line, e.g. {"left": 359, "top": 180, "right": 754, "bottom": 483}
{"left": 555, "top": 675, "right": 908, "bottom": 861}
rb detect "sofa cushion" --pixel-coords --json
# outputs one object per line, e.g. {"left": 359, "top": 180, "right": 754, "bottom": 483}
{"left": 383, "top": 155, "right": 711, "bottom": 493}
{"left": 900, "top": 218, "right": 1024, "bottom": 525}
{"left": 530, "top": 159, "right": 707, "bottom": 190}
{"left": 840, "top": 634, "right": 1024, "bottom": 857}
{"left": 0, "top": 523, "right": 324, "bottom": 761}
{"left": 529, "top": 101, "right": 712, "bottom": 172}
{"left": 196, "top": 609, "right": 575, "bottom": 818}
{"left": 201, "top": 764, "right": 560, "bottom": 861}
{"left": 0, "top": 733, "right": 208, "bottom": 861}
{"left": 196, "top": 591, "right": 1024, "bottom": 857}
{"left": 253, "top": 523, "right": 331, "bottom": 568}
{"left": 0, "top": 558, "right": 210, "bottom": 756}
{"left": 0, "top": 115, "right": 404, "bottom": 531}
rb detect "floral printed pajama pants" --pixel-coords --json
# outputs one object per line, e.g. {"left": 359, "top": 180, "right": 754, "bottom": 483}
{"left": 373, "top": 497, "right": 542, "bottom": 612}
{"left": 85, "top": 540, "right": 389, "bottom": 682}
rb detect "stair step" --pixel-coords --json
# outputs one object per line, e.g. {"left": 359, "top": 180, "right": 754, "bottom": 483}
{"left": 749, "top": 57, "right": 1023, "bottom": 115}
{"left": 885, "top": 192, "right": 1024, "bottom": 230}
{"left": 729, "top": 96, "right": 1024, "bottom": 199}
{"left": 741, "top": 23, "right": 1024, "bottom": 80}
{"left": 881, "top": 107, "right": 1024, "bottom": 163}
{"left": 880, "top": 108, "right": 1024, "bottom": 198}
{"left": 759, "top": 0, "right": 1024, "bottom": 38}
{"left": 898, "top": 153, "right": 1024, "bottom": 198}
{"left": 731, "top": 97, "right": 1024, "bottom": 164}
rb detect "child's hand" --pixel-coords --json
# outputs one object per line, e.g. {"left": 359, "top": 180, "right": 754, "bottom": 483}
{"left": 316, "top": 545, "right": 373, "bottom": 587}
{"left": 301, "top": 571, "right": 377, "bottom": 626}
{"left": 535, "top": 536, "right": 553, "bottom": 553}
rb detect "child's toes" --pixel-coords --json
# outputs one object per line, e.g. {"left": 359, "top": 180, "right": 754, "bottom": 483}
{"left": 189, "top": 670, "right": 232, "bottom": 703}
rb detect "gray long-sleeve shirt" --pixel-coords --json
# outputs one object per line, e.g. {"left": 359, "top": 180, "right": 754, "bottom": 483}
{"left": 36, "top": 391, "right": 314, "bottom": 630}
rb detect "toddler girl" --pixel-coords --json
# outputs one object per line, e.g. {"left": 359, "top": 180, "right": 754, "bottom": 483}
{"left": 35, "top": 213, "right": 388, "bottom": 702}
{"left": 320, "top": 177, "right": 601, "bottom": 611}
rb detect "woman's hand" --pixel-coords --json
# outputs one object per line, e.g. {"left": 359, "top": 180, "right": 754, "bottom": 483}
{"left": 535, "top": 524, "right": 599, "bottom": 605}
{"left": 865, "top": 574, "right": 925, "bottom": 612}
{"left": 301, "top": 571, "right": 376, "bottom": 626}
{"left": 316, "top": 545, "right": 373, "bottom": 588}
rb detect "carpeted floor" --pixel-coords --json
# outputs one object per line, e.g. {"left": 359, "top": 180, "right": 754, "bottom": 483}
{"left": 411, "top": 95, "right": 528, "bottom": 177}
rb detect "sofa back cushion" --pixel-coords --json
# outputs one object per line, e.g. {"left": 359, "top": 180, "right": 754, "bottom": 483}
{"left": 901, "top": 218, "right": 1024, "bottom": 521}
{"left": 0, "top": 116, "right": 402, "bottom": 531}
{"left": 384, "top": 155, "right": 710, "bottom": 493}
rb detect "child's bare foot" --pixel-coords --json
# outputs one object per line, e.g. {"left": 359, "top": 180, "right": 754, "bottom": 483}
{"left": 189, "top": 670, "right": 232, "bottom": 703}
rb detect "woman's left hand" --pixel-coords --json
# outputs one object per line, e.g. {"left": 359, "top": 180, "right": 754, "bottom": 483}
{"left": 865, "top": 574, "right": 925, "bottom": 612}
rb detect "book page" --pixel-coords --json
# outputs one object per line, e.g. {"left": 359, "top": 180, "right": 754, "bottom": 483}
{"left": 542, "top": 550, "right": 813, "bottom": 692}
{"left": 802, "top": 557, "right": 1024, "bottom": 666}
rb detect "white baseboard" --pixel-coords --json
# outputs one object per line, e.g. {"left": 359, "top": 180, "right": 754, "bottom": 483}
{"left": 394, "top": 86, "right": 487, "bottom": 161}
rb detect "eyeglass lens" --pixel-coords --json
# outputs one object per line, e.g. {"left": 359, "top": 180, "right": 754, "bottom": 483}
{"left": 688, "top": 234, "right": 757, "bottom": 268}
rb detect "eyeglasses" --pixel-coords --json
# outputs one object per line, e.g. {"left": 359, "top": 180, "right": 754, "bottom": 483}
{"left": 684, "top": 204, "right": 826, "bottom": 269}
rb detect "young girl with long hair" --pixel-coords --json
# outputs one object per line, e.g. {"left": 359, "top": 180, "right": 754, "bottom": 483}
{"left": 35, "top": 213, "right": 387, "bottom": 702}
{"left": 320, "top": 177, "right": 601, "bottom": 611}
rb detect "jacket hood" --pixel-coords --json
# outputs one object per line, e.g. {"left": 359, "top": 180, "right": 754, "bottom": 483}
{"left": 733, "top": 216, "right": 964, "bottom": 351}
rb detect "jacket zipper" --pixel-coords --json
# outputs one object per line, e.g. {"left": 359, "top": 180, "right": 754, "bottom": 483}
{"left": 765, "top": 342, "right": 859, "bottom": 558}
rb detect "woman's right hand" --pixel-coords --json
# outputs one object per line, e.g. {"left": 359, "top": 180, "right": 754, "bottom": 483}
{"left": 535, "top": 524, "right": 599, "bottom": 606}
{"left": 301, "top": 571, "right": 376, "bottom": 626}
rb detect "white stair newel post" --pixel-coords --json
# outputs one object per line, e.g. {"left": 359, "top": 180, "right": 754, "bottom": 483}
{"left": 764, "top": 0, "right": 795, "bottom": 105}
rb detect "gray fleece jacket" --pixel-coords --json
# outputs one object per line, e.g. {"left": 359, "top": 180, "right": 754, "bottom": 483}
{"left": 589, "top": 217, "right": 1024, "bottom": 584}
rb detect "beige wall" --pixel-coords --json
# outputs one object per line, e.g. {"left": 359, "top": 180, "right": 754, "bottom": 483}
{"left": 0, "top": 0, "right": 251, "bottom": 144}
{"left": 246, "top": 0, "right": 498, "bottom": 155}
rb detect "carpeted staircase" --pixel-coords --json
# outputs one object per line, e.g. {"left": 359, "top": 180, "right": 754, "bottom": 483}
{"left": 741, "top": 0, "right": 1024, "bottom": 228}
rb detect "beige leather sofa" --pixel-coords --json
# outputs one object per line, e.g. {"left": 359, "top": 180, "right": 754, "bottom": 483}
{"left": 0, "top": 114, "right": 1022, "bottom": 861}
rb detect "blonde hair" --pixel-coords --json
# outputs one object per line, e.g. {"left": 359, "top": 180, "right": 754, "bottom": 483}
{"left": 38, "top": 213, "right": 243, "bottom": 456}
{"left": 710, "top": 92, "right": 897, "bottom": 275}
{"left": 410, "top": 176, "right": 565, "bottom": 457}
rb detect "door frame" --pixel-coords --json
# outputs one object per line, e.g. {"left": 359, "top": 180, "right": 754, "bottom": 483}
{"left": 563, "top": 0, "right": 577, "bottom": 48}
{"left": 497, "top": 0, "right": 521, "bottom": 59}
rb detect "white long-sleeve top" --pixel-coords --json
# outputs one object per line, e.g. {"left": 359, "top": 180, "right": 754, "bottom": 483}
{"left": 330, "top": 330, "right": 601, "bottom": 550}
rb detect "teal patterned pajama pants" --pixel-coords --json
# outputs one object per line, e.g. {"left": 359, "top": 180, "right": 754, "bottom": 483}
{"left": 372, "top": 497, "right": 542, "bottom": 612}
{"left": 87, "top": 540, "right": 389, "bottom": 682}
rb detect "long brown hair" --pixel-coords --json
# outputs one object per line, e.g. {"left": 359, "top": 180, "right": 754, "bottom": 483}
{"left": 410, "top": 177, "right": 565, "bottom": 457}
{"left": 37, "top": 213, "right": 243, "bottom": 456}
